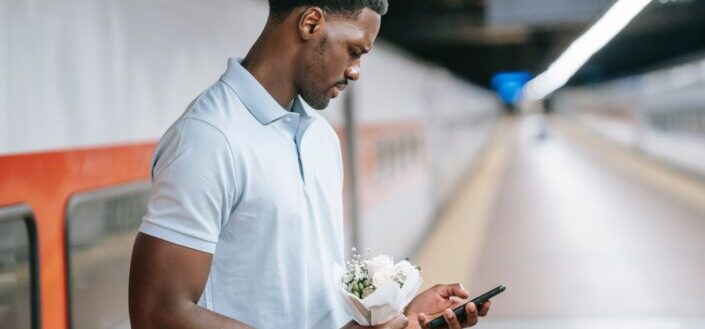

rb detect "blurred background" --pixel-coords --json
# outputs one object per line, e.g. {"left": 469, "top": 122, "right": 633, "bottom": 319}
{"left": 1, "top": 0, "right": 705, "bottom": 328}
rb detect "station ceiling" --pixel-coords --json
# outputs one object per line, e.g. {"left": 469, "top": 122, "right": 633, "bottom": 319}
{"left": 379, "top": 0, "right": 705, "bottom": 87}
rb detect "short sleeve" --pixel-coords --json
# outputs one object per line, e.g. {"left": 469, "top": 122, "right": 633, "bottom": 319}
{"left": 140, "top": 118, "right": 237, "bottom": 253}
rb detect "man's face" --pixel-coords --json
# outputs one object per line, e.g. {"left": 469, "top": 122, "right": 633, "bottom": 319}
{"left": 295, "top": 8, "right": 381, "bottom": 110}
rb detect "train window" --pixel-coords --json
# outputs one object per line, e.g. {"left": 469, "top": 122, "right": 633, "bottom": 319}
{"left": 375, "top": 139, "right": 392, "bottom": 181}
{"left": 399, "top": 136, "right": 408, "bottom": 170}
{"left": 0, "top": 205, "right": 39, "bottom": 329}
{"left": 409, "top": 135, "right": 419, "bottom": 167}
{"left": 374, "top": 134, "right": 422, "bottom": 182}
{"left": 66, "top": 182, "right": 150, "bottom": 329}
{"left": 392, "top": 138, "right": 401, "bottom": 174}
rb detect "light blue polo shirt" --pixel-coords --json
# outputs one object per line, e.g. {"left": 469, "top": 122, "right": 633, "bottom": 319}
{"left": 140, "top": 58, "right": 349, "bottom": 328}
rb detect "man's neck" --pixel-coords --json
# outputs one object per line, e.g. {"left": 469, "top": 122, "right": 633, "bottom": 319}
{"left": 241, "top": 31, "right": 298, "bottom": 111}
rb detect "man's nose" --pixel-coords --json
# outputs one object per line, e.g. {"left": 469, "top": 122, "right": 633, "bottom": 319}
{"left": 345, "top": 63, "right": 360, "bottom": 81}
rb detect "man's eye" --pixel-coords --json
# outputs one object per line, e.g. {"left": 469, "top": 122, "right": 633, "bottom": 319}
{"left": 350, "top": 49, "right": 361, "bottom": 59}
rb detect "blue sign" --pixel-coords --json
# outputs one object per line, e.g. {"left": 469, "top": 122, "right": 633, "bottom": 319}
{"left": 491, "top": 71, "right": 532, "bottom": 105}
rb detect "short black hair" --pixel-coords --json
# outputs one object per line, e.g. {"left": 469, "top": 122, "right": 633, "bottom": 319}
{"left": 268, "top": 0, "right": 388, "bottom": 19}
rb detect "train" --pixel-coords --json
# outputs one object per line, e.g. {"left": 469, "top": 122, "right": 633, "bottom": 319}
{"left": 0, "top": 1, "right": 501, "bottom": 329}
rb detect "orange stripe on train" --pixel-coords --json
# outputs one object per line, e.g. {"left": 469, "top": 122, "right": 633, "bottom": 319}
{"left": 0, "top": 142, "right": 156, "bottom": 329}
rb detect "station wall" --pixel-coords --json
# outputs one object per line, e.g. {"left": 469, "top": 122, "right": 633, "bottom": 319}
{"left": 554, "top": 54, "right": 705, "bottom": 178}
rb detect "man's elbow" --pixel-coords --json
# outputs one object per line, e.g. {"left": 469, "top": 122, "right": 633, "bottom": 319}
{"left": 129, "top": 279, "right": 196, "bottom": 329}
{"left": 129, "top": 298, "right": 160, "bottom": 329}
{"left": 130, "top": 299, "right": 191, "bottom": 329}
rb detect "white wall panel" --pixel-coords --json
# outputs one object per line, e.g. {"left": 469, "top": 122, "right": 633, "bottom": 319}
{"left": 356, "top": 42, "right": 433, "bottom": 123}
{"left": 1, "top": 0, "right": 267, "bottom": 154}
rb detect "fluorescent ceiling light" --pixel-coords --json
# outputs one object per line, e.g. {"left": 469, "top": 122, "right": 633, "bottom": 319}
{"left": 523, "top": 0, "right": 653, "bottom": 101}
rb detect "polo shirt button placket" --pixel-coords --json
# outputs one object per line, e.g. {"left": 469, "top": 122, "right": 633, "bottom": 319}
{"left": 286, "top": 115, "right": 306, "bottom": 183}
{"left": 299, "top": 143, "right": 312, "bottom": 183}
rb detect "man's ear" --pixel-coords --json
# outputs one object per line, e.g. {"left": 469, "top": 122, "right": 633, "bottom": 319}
{"left": 298, "top": 7, "right": 325, "bottom": 41}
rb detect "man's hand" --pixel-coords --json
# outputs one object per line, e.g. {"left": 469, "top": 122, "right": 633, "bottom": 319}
{"left": 404, "top": 284, "right": 490, "bottom": 329}
{"left": 341, "top": 315, "right": 409, "bottom": 329}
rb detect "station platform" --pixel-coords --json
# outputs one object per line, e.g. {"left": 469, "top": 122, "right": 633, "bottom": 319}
{"left": 414, "top": 114, "right": 705, "bottom": 328}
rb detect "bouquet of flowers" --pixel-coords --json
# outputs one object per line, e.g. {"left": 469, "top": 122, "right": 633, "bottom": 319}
{"left": 333, "top": 248, "right": 423, "bottom": 326}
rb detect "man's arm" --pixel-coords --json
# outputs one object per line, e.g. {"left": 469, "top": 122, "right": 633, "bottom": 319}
{"left": 341, "top": 316, "right": 409, "bottom": 329}
{"left": 129, "top": 233, "right": 408, "bottom": 329}
{"left": 128, "top": 233, "right": 253, "bottom": 329}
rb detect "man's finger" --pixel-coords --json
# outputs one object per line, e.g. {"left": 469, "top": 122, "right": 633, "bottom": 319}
{"left": 464, "top": 303, "right": 479, "bottom": 327}
{"left": 417, "top": 313, "right": 428, "bottom": 328}
{"left": 479, "top": 300, "right": 491, "bottom": 317}
{"left": 438, "top": 283, "right": 470, "bottom": 299}
{"left": 443, "top": 308, "right": 462, "bottom": 329}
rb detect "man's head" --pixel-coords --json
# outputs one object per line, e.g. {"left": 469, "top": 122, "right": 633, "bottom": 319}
{"left": 268, "top": 0, "right": 388, "bottom": 109}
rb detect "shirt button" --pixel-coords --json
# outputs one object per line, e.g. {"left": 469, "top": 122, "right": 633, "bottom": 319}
{"left": 284, "top": 117, "right": 291, "bottom": 123}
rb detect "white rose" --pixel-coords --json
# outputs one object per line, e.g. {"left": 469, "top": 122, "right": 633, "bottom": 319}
{"left": 372, "top": 270, "right": 396, "bottom": 289}
{"left": 365, "top": 255, "right": 395, "bottom": 279}
{"left": 393, "top": 260, "right": 415, "bottom": 276}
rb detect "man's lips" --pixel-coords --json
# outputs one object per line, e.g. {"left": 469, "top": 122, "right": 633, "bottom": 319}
{"left": 332, "top": 82, "right": 347, "bottom": 98}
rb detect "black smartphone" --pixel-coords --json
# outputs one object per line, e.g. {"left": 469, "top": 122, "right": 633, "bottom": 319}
{"left": 426, "top": 285, "right": 506, "bottom": 329}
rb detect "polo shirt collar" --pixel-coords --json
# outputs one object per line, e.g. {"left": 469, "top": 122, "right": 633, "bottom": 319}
{"left": 292, "top": 95, "right": 314, "bottom": 121}
{"left": 220, "top": 58, "right": 288, "bottom": 125}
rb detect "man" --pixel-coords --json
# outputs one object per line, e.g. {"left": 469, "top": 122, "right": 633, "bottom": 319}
{"left": 128, "top": 1, "right": 490, "bottom": 328}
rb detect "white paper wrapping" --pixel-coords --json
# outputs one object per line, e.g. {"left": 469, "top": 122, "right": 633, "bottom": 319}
{"left": 333, "top": 261, "right": 423, "bottom": 326}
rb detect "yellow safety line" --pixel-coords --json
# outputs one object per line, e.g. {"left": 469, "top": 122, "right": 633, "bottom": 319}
{"left": 555, "top": 116, "right": 705, "bottom": 214}
{"left": 414, "top": 117, "right": 514, "bottom": 290}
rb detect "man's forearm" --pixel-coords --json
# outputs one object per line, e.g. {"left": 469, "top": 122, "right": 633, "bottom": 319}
{"left": 340, "top": 315, "right": 409, "bottom": 329}
{"left": 131, "top": 302, "right": 253, "bottom": 329}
